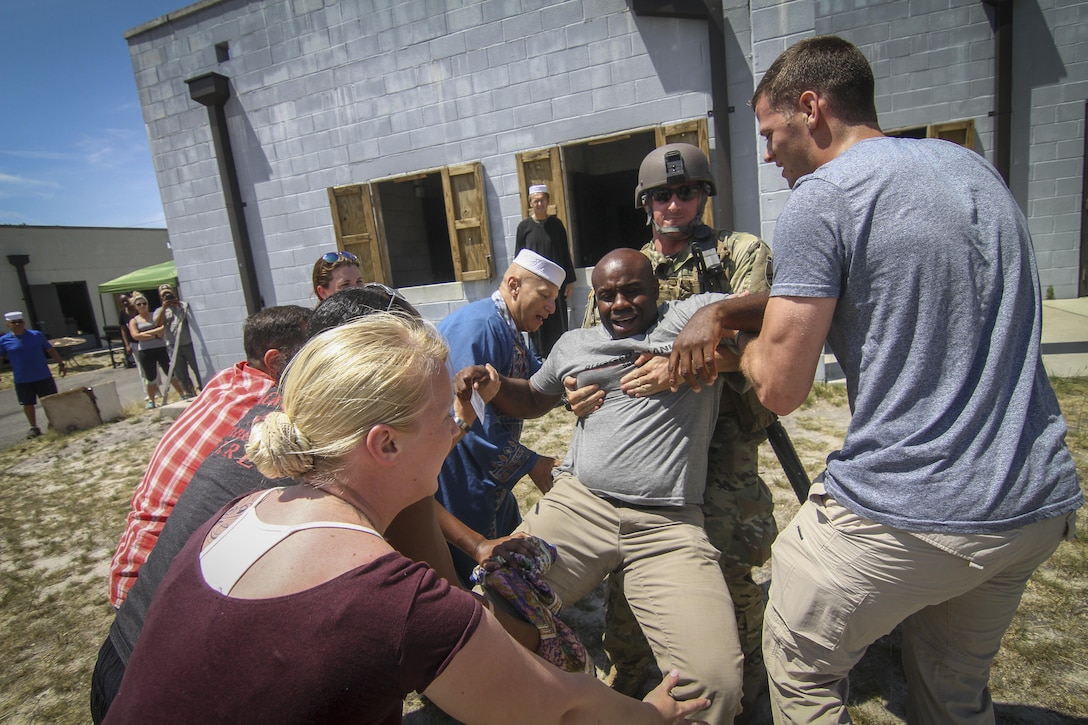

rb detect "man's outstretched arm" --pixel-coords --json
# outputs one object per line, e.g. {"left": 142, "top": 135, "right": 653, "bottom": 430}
{"left": 668, "top": 293, "right": 769, "bottom": 388}
{"left": 738, "top": 296, "right": 836, "bottom": 415}
{"left": 454, "top": 364, "right": 562, "bottom": 420}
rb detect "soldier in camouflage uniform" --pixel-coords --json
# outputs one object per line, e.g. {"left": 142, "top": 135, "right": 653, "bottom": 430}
{"left": 578, "top": 143, "right": 776, "bottom": 723}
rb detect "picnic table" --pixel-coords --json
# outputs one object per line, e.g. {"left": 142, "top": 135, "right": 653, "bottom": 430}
{"left": 48, "top": 336, "right": 86, "bottom": 362}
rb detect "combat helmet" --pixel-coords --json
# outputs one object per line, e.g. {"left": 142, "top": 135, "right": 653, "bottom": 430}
{"left": 634, "top": 143, "right": 717, "bottom": 208}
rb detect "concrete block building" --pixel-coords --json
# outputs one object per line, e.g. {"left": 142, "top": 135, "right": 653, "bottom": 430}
{"left": 125, "top": 0, "right": 1087, "bottom": 373}
{"left": 1, "top": 225, "right": 172, "bottom": 348}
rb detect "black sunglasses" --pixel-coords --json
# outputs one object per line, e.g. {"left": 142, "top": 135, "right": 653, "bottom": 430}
{"left": 647, "top": 184, "right": 702, "bottom": 204}
{"left": 321, "top": 250, "right": 359, "bottom": 264}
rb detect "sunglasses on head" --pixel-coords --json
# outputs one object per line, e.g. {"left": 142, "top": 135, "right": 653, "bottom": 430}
{"left": 322, "top": 250, "right": 359, "bottom": 265}
{"left": 364, "top": 282, "right": 404, "bottom": 312}
{"left": 647, "top": 184, "right": 703, "bottom": 204}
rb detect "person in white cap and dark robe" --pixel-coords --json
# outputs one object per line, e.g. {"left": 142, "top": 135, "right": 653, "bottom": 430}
{"left": 0, "top": 311, "right": 67, "bottom": 438}
{"left": 434, "top": 249, "right": 565, "bottom": 584}
{"left": 515, "top": 184, "right": 576, "bottom": 357}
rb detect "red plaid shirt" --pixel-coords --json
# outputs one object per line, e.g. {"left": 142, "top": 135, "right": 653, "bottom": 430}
{"left": 108, "top": 362, "right": 275, "bottom": 607}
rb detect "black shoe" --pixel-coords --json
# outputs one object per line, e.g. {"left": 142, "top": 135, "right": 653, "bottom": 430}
{"left": 27, "top": 426, "right": 42, "bottom": 439}
{"left": 605, "top": 657, "right": 654, "bottom": 698}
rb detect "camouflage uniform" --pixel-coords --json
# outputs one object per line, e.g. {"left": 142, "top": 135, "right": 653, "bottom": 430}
{"left": 586, "top": 228, "right": 777, "bottom": 721}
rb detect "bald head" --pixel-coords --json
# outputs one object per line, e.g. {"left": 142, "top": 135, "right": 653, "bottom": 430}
{"left": 591, "top": 249, "right": 654, "bottom": 290}
{"left": 592, "top": 249, "right": 660, "bottom": 338}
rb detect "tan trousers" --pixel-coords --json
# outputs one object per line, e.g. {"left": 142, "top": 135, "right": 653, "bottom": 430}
{"left": 517, "top": 472, "right": 743, "bottom": 724}
{"left": 764, "top": 481, "right": 1075, "bottom": 724}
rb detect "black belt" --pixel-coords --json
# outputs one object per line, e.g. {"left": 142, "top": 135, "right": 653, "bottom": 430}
{"left": 597, "top": 494, "right": 672, "bottom": 511}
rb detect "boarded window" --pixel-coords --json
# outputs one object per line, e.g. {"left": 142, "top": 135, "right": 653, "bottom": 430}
{"left": 887, "top": 119, "right": 977, "bottom": 152}
{"left": 328, "top": 161, "right": 492, "bottom": 287}
{"left": 326, "top": 183, "right": 388, "bottom": 284}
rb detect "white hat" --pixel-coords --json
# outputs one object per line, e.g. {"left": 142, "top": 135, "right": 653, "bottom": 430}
{"left": 512, "top": 249, "right": 565, "bottom": 288}
{"left": 528, "top": 184, "right": 548, "bottom": 195}
{"left": 5, "top": 311, "right": 25, "bottom": 322}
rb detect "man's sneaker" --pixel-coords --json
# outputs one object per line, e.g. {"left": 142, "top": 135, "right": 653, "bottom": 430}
{"left": 27, "top": 426, "right": 42, "bottom": 439}
{"left": 605, "top": 657, "right": 654, "bottom": 698}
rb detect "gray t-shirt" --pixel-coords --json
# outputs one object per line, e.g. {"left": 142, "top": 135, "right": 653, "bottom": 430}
{"left": 154, "top": 303, "right": 192, "bottom": 348}
{"left": 531, "top": 293, "right": 727, "bottom": 506}
{"left": 771, "top": 136, "right": 1081, "bottom": 533}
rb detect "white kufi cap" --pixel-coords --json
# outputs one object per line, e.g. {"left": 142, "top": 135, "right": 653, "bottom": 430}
{"left": 528, "top": 184, "right": 548, "bottom": 195}
{"left": 512, "top": 249, "right": 565, "bottom": 288}
{"left": 5, "top": 311, "right": 25, "bottom": 322}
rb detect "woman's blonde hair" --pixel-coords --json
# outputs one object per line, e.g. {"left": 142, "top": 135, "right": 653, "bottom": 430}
{"left": 245, "top": 313, "right": 449, "bottom": 486}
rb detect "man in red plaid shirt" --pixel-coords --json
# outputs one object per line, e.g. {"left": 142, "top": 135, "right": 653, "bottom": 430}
{"left": 107, "top": 306, "right": 310, "bottom": 608}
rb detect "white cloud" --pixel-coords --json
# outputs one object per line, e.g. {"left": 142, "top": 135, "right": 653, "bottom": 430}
{"left": 0, "top": 208, "right": 36, "bottom": 224}
{"left": 0, "top": 171, "right": 60, "bottom": 188}
{"left": 0, "top": 149, "right": 79, "bottom": 161}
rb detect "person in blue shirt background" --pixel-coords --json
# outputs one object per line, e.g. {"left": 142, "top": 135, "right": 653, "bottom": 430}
{"left": 0, "top": 310, "right": 67, "bottom": 438}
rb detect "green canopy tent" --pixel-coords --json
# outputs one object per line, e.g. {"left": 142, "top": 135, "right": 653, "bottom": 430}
{"left": 97, "top": 261, "right": 178, "bottom": 367}
{"left": 97, "top": 260, "right": 178, "bottom": 295}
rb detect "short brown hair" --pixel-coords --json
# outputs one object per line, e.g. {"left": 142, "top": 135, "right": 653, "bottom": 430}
{"left": 242, "top": 306, "right": 311, "bottom": 368}
{"left": 752, "top": 35, "right": 878, "bottom": 125}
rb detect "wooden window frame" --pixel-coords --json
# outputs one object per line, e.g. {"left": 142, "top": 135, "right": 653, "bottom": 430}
{"left": 327, "top": 161, "right": 493, "bottom": 286}
{"left": 886, "top": 119, "right": 977, "bottom": 151}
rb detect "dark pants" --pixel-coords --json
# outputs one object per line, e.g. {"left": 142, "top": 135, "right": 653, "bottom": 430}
{"left": 89, "top": 636, "right": 125, "bottom": 724}
{"left": 136, "top": 346, "right": 171, "bottom": 384}
{"left": 13, "top": 376, "right": 58, "bottom": 406}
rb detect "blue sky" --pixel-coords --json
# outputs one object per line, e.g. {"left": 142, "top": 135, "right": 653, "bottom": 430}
{"left": 0, "top": 0, "right": 189, "bottom": 229}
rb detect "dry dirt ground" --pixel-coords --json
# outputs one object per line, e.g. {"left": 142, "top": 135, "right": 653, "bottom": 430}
{"left": 404, "top": 394, "right": 1087, "bottom": 724}
{"left": 0, "top": 387, "right": 1084, "bottom": 724}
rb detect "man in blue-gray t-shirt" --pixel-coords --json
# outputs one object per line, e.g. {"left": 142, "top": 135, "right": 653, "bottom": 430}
{"left": 670, "top": 36, "right": 1081, "bottom": 724}
{"left": 471, "top": 248, "right": 768, "bottom": 724}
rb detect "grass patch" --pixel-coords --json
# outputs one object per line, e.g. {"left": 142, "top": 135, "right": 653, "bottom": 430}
{"left": 802, "top": 381, "right": 850, "bottom": 408}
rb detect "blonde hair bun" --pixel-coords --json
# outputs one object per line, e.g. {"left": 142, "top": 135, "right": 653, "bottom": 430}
{"left": 246, "top": 411, "right": 315, "bottom": 480}
{"left": 248, "top": 313, "right": 449, "bottom": 488}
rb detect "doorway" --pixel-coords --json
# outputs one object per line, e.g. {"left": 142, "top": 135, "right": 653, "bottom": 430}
{"left": 28, "top": 281, "right": 100, "bottom": 346}
{"left": 376, "top": 173, "right": 456, "bottom": 287}
{"left": 561, "top": 131, "right": 656, "bottom": 267}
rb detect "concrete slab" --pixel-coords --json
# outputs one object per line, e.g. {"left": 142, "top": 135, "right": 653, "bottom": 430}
{"left": 156, "top": 400, "right": 192, "bottom": 422}
{"left": 1041, "top": 298, "right": 1088, "bottom": 378}
{"left": 815, "top": 298, "right": 1088, "bottom": 383}
{"left": 1, "top": 364, "right": 149, "bottom": 451}
{"left": 41, "top": 388, "right": 103, "bottom": 434}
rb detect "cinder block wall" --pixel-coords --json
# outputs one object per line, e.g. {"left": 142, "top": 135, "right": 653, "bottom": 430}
{"left": 127, "top": 0, "right": 715, "bottom": 372}
{"left": 0, "top": 225, "right": 171, "bottom": 338}
{"left": 1019, "top": 0, "right": 1088, "bottom": 298}
{"left": 129, "top": 0, "right": 1084, "bottom": 372}
{"left": 750, "top": 0, "right": 1086, "bottom": 299}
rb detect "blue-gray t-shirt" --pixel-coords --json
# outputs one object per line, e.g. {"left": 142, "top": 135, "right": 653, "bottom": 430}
{"left": 530, "top": 294, "right": 727, "bottom": 506}
{"left": 771, "top": 136, "right": 1081, "bottom": 533}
